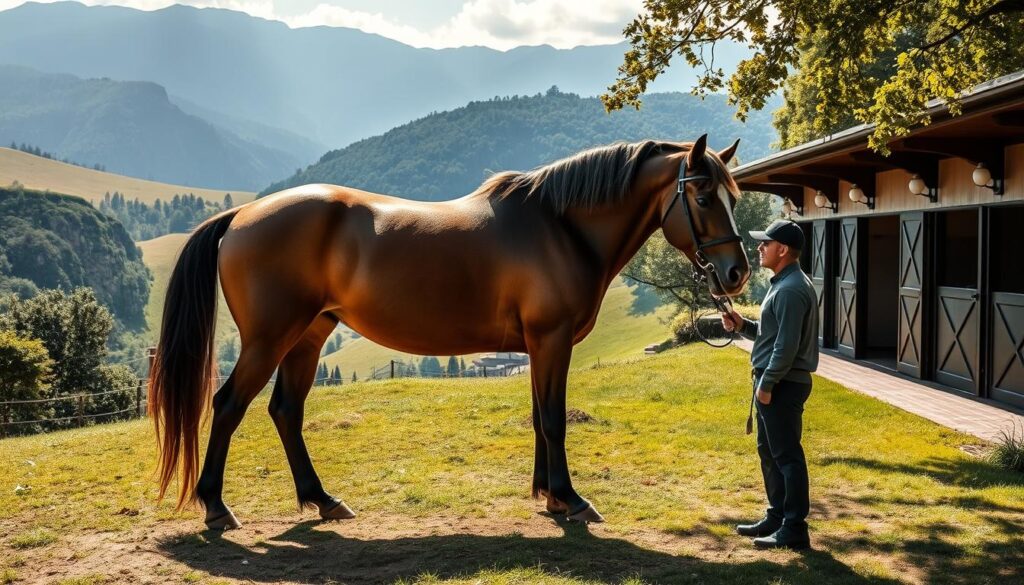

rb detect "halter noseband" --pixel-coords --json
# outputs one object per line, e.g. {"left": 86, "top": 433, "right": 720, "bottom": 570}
{"left": 660, "top": 158, "right": 743, "bottom": 313}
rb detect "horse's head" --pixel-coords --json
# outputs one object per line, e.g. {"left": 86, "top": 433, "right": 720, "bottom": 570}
{"left": 658, "top": 135, "right": 750, "bottom": 297}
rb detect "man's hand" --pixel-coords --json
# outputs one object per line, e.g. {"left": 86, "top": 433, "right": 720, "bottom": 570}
{"left": 756, "top": 387, "right": 772, "bottom": 405}
{"left": 721, "top": 309, "right": 744, "bottom": 333}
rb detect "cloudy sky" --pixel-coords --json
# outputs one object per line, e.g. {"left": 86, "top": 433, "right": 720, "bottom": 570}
{"left": 0, "top": 0, "right": 646, "bottom": 50}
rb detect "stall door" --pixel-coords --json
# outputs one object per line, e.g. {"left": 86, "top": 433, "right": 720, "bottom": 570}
{"left": 990, "top": 293, "right": 1024, "bottom": 408}
{"left": 935, "top": 288, "right": 980, "bottom": 392}
{"left": 812, "top": 220, "right": 836, "bottom": 348}
{"left": 837, "top": 218, "right": 861, "bottom": 358}
{"left": 897, "top": 212, "right": 926, "bottom": 378}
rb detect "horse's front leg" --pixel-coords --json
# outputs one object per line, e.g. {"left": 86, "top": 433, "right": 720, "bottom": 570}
{"left": 531, "top": 387, "right": 567, "bottom": 514}
{"left": 526, "top": 327, "right": 604, "bottom": 523}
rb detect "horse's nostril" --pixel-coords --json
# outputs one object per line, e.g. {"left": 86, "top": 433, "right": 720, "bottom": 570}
{"left": 727, "top": 266, "right": 742, "bottom": 285}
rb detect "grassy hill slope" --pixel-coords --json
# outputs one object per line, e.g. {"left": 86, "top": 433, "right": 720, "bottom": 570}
{"left": 1, "top": 346, "right": 1016, "bottom": 584}
{"left": 0, "top": 147, "right": 255, "bottom": 206}
{"left": 138, "top": 234, "right": 238, "bottom": 346}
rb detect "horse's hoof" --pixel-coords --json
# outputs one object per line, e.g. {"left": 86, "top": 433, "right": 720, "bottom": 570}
{"left": 567, "top": 504, "right": 604, "bottom": 523}
{"left": 536, "top": 489, "right": 568, "bottom": 514}
{"left": 320, "top": 500, "right": 356, "bottom": 520}
{"left": 205, "top": 510, "right": 242, "bottom": 531}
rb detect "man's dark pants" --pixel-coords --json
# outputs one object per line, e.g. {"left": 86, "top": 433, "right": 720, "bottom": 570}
{"left": 753, "top": 373, "right": 812, "bottom": 531}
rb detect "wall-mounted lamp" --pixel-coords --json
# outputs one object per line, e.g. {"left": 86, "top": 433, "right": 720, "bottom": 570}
{"left": 781, "top": 198, "right": 803, "bottom": 217}
{"left": 907, "top": 174, "right": 938, "bottom": 202}
{"left": 813, "top": 190, "right": 837, "bottom": 213}
{"left": 972, "top": 163, "right": 1004, "bottom": 195}
{"left": 848, "top": 184, "right": 875, "bottom": 209}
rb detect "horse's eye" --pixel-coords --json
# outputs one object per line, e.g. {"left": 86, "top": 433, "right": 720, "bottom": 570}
{"left": 696, "top": 196, "right": 711, "bottom": 208}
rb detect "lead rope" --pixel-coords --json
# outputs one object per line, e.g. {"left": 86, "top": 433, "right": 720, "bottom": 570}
{"left": 689, "top": 261, "right": 753, "bottom": 434}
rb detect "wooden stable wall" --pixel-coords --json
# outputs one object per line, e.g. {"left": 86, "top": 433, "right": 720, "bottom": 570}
{"left": 792, "top": 144, "right": 1024, "bottom": 220}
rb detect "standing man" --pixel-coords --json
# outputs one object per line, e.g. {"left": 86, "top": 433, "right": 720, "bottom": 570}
{"left": 722, "top": 219, "right": 819, "bottom": 550}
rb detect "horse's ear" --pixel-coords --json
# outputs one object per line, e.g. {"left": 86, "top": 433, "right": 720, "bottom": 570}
{"left": 687, "top": 134, "right": 708, "bottom": 171}
{"left": 718, "top": 138, "right": 740, "bottom": 165}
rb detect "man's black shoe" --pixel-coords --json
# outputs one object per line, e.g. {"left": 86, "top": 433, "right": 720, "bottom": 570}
{"left": 735, "top": 517, "right": 782, "bottom": 537}
{"left": 752, "top": 527, "right": 810, "bottom": 550}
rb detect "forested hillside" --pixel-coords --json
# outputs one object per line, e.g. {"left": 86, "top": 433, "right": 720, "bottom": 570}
{"left": 262, "top": 89, "right": 777, "bottom": 200}
{"left": 0, "top": 186, "right": 150, "bottom": 330}
{"left": 0, "top": 65, "right": 310, "bottom": 191}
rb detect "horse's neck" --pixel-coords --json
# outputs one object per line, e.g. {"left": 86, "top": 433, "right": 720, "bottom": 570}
{"left": 564, "top": 153, "right": 680, "bottom": 285}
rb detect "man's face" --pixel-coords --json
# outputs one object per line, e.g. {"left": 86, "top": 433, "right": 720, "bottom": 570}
{"left": 757, "top": 239, "right": 788, "bottom": 271}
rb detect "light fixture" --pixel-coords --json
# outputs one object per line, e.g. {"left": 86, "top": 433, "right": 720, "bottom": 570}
{"left": 972, "top": 163, "right": 1004, "bottom": 195}
{"left": 781, "top": 198, "right": 802, "bottom": 217}
{"left": 848, "top": 184, "right": 874, "bottom": 209}
{"left": 907, "top": 174, "right": 938, "bottom": 202}
{"left": 813, "top": 189, "right": 837, "bottom": 213}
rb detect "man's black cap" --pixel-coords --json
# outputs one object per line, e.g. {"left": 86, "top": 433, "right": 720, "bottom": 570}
{"left": 749, "top": 219, "right": 804, "bottom": 250}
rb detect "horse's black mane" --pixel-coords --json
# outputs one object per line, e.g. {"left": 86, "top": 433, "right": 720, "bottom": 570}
{"left": 477, "top": 140, "right": 735, "bottom": 214}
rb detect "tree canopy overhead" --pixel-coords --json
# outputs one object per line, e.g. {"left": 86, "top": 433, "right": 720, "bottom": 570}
{"left": 603, "top": 0, "right": 1024, "bottom": 151}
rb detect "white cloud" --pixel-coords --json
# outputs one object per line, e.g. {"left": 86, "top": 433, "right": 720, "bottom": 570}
{"left": 0, "top": 0, "right": 644, "bottom": 50}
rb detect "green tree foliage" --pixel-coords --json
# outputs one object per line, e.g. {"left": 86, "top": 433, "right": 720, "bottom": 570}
{"left": 419, "top": 356, "right": 443, "bottom": 378}
{"left": 624, "top": 190, "right": 776, "bottom": 313}
{"left": 98, "top": 191, "right": 229, "bottom": 240}
{"left": 0, "top": 186, "right": 151, "bottom": 330}
{"left": 446, "top": 356, "right": 460, "bottom": 377}
{"left": 332, "top": 365, "right": 342, "bottom": 385}
{"left": 260, "top": 89, "right": 777, "bottom": 199}
{"left": 218, "top": 337, "right": 239, "bottom": 377}
{"left": 0, "top": 289, "right": 137, "bottom": 427}
{"left": 9, "top": 141, "right": 105, "bottom": 171}
{"left": 604, "top": 0, "right": 1024, "bottom": 152}
{"left": 0, "top": 329, "right": 52, "bottom": 435}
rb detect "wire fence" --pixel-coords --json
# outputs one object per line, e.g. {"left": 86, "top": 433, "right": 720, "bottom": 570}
{"left": 1, "top": 348, "right": 531, "bottom": 438}
{"left": 362, "top": 360, "right": 529, "bottom": 380}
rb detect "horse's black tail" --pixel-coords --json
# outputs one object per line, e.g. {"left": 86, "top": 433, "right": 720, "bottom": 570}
{"left": 149, "top": 208, "right": 238, "bottom": 509}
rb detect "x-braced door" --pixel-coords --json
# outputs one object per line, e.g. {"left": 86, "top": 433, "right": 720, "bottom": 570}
{"left": 837, "top": 218, "right": 862, "bottom": 358}
{"left": 990, "top": 292, "right": 1024, "bottom": 408}
{"left": 898, "top": 212, "right": 927, "bottom": 378}
{"left": 812, "top": 220, "right": 835, "bottom": 348}
{"left": 935, "top": 287, "right": 980, "bottom": 392}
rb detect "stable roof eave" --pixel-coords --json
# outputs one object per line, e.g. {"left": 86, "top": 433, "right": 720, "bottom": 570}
{"left": 732, "top": 69, "right": 1024, "bottom": 180}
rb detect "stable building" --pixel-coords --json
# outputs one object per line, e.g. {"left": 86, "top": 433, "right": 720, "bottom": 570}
{"left": 733, "top": 70, "right": 1024, "bottom": 409}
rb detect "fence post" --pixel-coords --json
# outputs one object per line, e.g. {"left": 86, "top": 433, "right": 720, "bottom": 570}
{"left": 76, "top": 395, "right": 85, "bottom": 428}
{"left": 482, "top": 366, "right": 487, "bottom": 378}
{"left": 0, "top": 403, "right": 8, "bottom": 439}
{"left": 136, "top": 379, "right": 144, "bottom": 418}
{"left": 391, "top": 360, "right": 395, "bottom": 379}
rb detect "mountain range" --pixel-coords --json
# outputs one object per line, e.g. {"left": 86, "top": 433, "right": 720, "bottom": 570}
{"left": 0, "top": 1, "right": 751, "bottom": 150}
{"left": 263, "top": 88, "right": 778, "bottom": 200}
{"left": 0, "top": 65, "right": 317, "bottom": 190}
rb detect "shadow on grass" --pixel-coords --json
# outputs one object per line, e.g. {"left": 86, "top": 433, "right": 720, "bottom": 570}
{"left": 159, "top": 519, "right": 898, "bottom": 585}
{"left": 627, "top": 282, "right": 663, "bottom": 317}
{"left": 818, "top": 455, "right": 1024, "bottom": 491}
{"left": 815, "top": 513, "right": 1024, "bottom": 585}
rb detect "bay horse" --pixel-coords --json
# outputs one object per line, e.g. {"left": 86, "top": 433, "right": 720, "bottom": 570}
{"left": 149, "top": 134, "right": 750, "bottom": 530}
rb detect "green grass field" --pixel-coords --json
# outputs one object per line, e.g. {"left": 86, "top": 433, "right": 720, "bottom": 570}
{"left": 1, "top": 345, "right": 1020, "bottom": 584}
{"left": 0, "top": 147, "right": 255, "bottom": 206}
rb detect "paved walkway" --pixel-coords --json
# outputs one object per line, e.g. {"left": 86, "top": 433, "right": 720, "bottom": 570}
{"left": 735, "top": 340, "right": 1024, "bottom": 443}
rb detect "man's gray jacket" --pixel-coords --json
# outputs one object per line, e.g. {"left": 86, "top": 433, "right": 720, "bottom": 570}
{"left": 740, "top": 262, "right": 819, "bottom": 391}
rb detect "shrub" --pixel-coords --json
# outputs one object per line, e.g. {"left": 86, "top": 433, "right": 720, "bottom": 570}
{"left": 0, "top": 329, "right": 52, "bottom": 435}
{"left": 989, "top": 424, "right": 1024, "bottom": 473}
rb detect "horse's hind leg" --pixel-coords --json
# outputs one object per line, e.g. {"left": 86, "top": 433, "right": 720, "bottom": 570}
{"left": 195, "top": 343, "right": 282, "bottom": 530}
{"left": 269, "top": 314, "right": 355, "bottom": 520}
